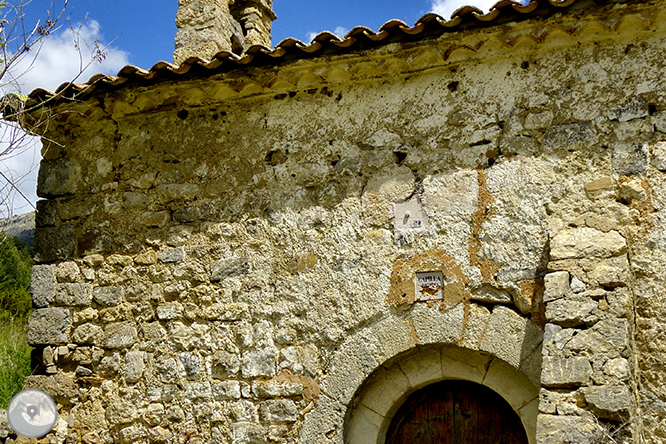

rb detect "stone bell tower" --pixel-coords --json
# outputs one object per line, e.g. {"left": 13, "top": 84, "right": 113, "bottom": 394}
{"left": 174, "top": 0, "right": 276, "bottom": 64}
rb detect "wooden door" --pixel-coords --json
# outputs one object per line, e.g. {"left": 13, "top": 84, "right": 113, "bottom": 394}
{"left": 385, "top": 380, "right": 528, "bottom": 444}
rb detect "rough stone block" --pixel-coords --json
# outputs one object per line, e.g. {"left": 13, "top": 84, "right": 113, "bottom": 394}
{"left": 37, "top": 157, "right": 81, "bottom": 197}
{"left": 212, "top": 350, "right": 240, "bottom": 378}
{"left": 178, "top": 351, "right": 202, "bottom": 379}
{"left": 0, "top": 408, "right": 8, "bottom": 439}
{"left": 499, "top": 135, "right": 539, "bottom": 157}
{"left": 591, "top": 318, "right": 630, "bottom": 356}
{"left": 537, "top": 414, "right": 600, "bottom": 444}
{"left": 299, "top": 395, "right": 345, "bottom": 444}
{"left": 584, "top": 176, "right": 614, "bottom": 200}
{"left": 213, "top": 381, "right": 241, "bottom": 400}
{"left": 211, "top": 257, "right": 251, "bottom": 281}
{"left": 543, "top": 271, "right": 570, "bottom": 302}
{"left": 54, "top": 261, "right": 80, "bottom": 282}
{"left": 470, "top": 284, "right": 512, "bottom": 304}
{"left": 541, "top": 356, "right": 592, "bottom": 387}
{"left": 618, "top": 178, "right": 647, "bottom": 201}
{"left": 607, "top": 96, "right": 649, "bottom": 122}
{"left": 520, "top": 345, "right": 543, "bottom": 388}
{"left": 169, "top": 322, "right": 199, "bottom": 350}
{"left": 35, "top": 199, "right": 58, "bottom": 227}
{"left": 103, "top": 322, "right": 138, "bottom": 349}
{"left": 55, "top": 283, "right": 93, "bottom": 306}
{"left": 544, "top": 122, "right": 596, "bottom": 149}
{"left": 31, "top": 264, "right": 56, "bottom": 308}
{"left": 422, "top": 170, "right": 478, "bottom": 222}
{"left": 411, "top": 302, "right": 464, "bottom": 346}
{"left": 118, "top": 425, "right": 144, "bottom": 444}
{"left": 581, "top": 385, "right": 631, "bottom": 420}
{"left": 100, "top": 353, "right": 122, "bottom": 376}
{"left": 23, "top": 374, "right": 77, "bottom": 402}
{"left": 230, "top": 422, "right": 267, "bottom": 444}
{"left": 173, "top": 204, "right": 215, "bottom": 223}
{"left": 259, "top": 399, "right": 298, "bottom": 423}
{"left": 140, "top": 322, "right": 167, "bottom": 351}
{"left": 320, "top": 333, "right": 381, "bottom": 405}
{"left": 603, "top": 357, "right": 630, "bottom": 382}
{"left": 27, "top": 308, "right": 71, "bottom": 345}
{"left": 147, "top": 426, "right": 172, "bottom": 443}
{"left": 479, "top": 305, "right": 532, "bottom": 369}
{"left": 652, "top": 141, "right": 666, "bottom": 171}
{"left": 545, "top": 298, "right": 597, "bottom": 327}
{"left": 33, "top": 225, "right": 76, "bottom": 262}
{"left": 588, "top": 255, "right": 631, "bottom": 287}
{"left": 278, "top": 345, "right": 319, "bottom": 376}
{"left": 612, "top": 142, "right": 649, "bottom": 175}
{"left": 143, "top": 403, "right": 164, "bottom": 426}
{"left": 138, "top": 211, "right": 170, "bottom": 228}
{"left": 72, "top": 323, "right": 102, "bottom": 344}
{"left": 158, "top": 248, "right": 184, "bottom": 263}
{"left": 241, "top": 348, "right": 278, "bottom": 378}
{"left": 157, "top": 302, "right": 183, "bottom": 320}
{"left": 459, "top": 303, "right": 491, "bottom": 350}
{"left": 550, "top": 227, "right": 626, "bottom": 260}
{"left": 125, "top": 351, "right": 145, "bottom": 383}
{"left": 228, "top": 400, "right": 259, "bottom": 423}
{"left": 154, "top": 183, "right": 199, "bottom": 203}
{"left": 184, "top": 382, "right": 212, "bottom": 400}
{"left": 252, "top": 381, "right": 303, "bottom": 398}
{"left": 203, "top": 302, "right": 250, "bottom": 321}
{"left": 542, "top": 323, "right": 574, "bottom": 356}
{"left": 75, "top": 366, "right": 93, "bottom": 377}
{"left": 93, "top": 286, "right": 123, "bottom": 306}
{"left": 525, "top": 110, "right": 554, "bottom": 129}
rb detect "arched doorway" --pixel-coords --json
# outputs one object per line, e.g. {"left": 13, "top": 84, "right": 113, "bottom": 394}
{"left": 385, "top": 380, "right": 528, "bottom": 444}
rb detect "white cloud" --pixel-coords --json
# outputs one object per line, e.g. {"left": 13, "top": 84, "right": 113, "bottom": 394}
{"left": 6, "top": 20, "right": 129, "bottom": 95}
{"left": 306, "top": 26, "right": 350, "bottom": 42}
{"left": 430, "top": 0, "right": 514, "bottom": 19}
{"left": 0, "top": 20, "right": 129, "bottom": 217}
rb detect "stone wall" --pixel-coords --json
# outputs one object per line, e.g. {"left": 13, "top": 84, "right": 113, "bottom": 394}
{"left": 16, "top": 1, "right": 666, "bottom": 443}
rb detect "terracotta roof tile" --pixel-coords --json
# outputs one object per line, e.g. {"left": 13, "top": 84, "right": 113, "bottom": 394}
{"left": 22, "top": 0, "right": 624, "bottom": 105}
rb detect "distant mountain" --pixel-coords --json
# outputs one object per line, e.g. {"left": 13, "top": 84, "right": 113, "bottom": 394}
{"left": 0, "top": 212, "right": 35, "bottom": 247}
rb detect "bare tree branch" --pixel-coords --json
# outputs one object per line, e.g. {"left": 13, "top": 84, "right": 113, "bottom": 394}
{"left": 0, "top": 0, "right": 108, "bottom": 217}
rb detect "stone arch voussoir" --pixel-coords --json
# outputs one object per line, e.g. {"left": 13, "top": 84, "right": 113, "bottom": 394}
{"left": 300, "top": 303, "right": 542, "bottom": 444}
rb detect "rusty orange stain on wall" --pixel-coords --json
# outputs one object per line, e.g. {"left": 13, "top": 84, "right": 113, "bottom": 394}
{"left": 469, "top": 169, "right": 500, "bottom": 283}
{"left": 386, "top": 249, "right": 469, "bottom": 310}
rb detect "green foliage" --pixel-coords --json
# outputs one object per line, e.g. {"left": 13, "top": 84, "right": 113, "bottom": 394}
{"left": 0, "top": 316, "right": 32, "bottom": 408}
{"left": 0, "top": 235, "right": 34, "bottom": 408}
{"left": 0, "top": 234, "right": 33, "bottom": 319}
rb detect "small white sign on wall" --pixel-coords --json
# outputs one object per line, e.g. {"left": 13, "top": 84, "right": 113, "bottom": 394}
{"left": 415, "top": 271, "right": 444, "bottom": 301}
{"left": 392, "top": 197, "right": 428, "bottom": 232}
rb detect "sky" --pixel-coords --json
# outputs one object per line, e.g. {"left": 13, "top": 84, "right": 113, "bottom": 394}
{"left": 0, "top": 0, "right": 511, "bottom": 216}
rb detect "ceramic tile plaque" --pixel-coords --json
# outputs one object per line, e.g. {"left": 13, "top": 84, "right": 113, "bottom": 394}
{"left": 415, "top": 271, "right": 444, "bottom": 301}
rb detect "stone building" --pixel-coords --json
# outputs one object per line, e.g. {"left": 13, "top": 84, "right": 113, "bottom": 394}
{"left": 12, "top": 0, "right": 666, "bottom": 442}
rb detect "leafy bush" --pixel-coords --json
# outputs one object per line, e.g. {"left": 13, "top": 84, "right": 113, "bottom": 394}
{"left": 0, "top": 234, "right": 33, "bottom": 408}
{"left": 0, "top": 234, "right": 33, "bottom": 319}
